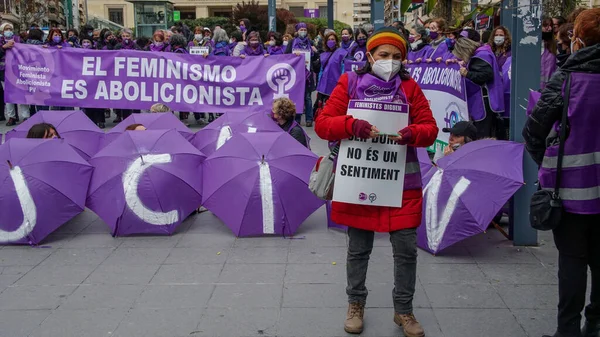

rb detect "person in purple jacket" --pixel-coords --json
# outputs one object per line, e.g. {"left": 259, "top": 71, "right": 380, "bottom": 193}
{"left": 115, "top": 29, "right": 139, "bottom": 50}
{"left": 239, "top": 31, "right": 266, "bottom": 58}
{"left": 150, "top": 30, "right": 171, "bottom": 52}
{"left": 406, "top": 26, "right": 431, "bottom": 64}
{"left": 43, "top": 28, "right": 70, "bottom": 49}
{"left": 426, "top": 18, "right": 450, "bottom": 62}
{"left": 266, "top": 31, "right": 284, "bottom": 55}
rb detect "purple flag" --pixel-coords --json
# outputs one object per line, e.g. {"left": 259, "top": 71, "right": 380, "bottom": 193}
{"left": 344, "top": 60, "right": 366, "bottom": 73}
{"left": 4, "top": 44, "right": 306, "bottom": 114}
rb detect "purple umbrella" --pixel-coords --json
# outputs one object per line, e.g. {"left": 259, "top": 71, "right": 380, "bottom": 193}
{"left": 0, "top": 138, "right": 93, "bottom": 245}
{"left": 87, "top": 129, "right": 205, "bottom": 236}
{"left": 4, "top": 110, "right": 104, "bottom": 160}
{"left": 191, "top": 112, "right": 282, "bottom": 157}
{"left": 202, "top": 132, "right": 324, "bottom": 237}
{"left": 417, "top": 147, "right": 434, "bottom": 177}
{"left": 103, "top": 113, "right": 194, "bottom": 147}
{"left": 417, "top": 140, "right": 524, "bottom": 254}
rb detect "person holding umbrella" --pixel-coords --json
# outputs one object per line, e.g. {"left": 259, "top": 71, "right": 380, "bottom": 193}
{"left": 435, "top": 121, "right": 477, "bottom": 160}
{"left": 315, "top": 27, "right": 437, "bottom": 337}
{"left": 272, "top": 97, "right": 309, "bottom": 148}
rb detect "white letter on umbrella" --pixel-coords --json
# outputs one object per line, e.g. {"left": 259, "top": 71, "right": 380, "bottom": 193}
{"left": 259, "top": 160, "right": 275, "bottom": 234}
{"left": 0, "top": 166, "right": 37, "bottom": 242}
{"left": 423, "top": 169, "right": 471, "bottom": 252}
{"left": 122, "top": 154, "right": 179, "bottom": 225}
{"left": 216, "top": 126, "right": 233, "bottom": 151}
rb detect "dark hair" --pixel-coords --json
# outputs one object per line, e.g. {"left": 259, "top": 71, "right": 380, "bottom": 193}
{"left": 270, "top": 31, "right": 283, "bottom": 46}
{"left": 136, "top": 36, "right": 150, "bottom": 50}
{"left": 553, "top": 16, "right": 566, "bottom": 27}
{"left": 568, "top": 7, "right": 587, "bottom": 23}
{"left": 356, "top": 46, "right": 410, "bottom": 81}
{"left": 240, "top": 18, "right": 250, "bottom": 29}
{"left": 99, "top": 28, "right": 110, "bottom": 41}
{"left": 170, "top": 34, "right": 187, "bottom": 49}
{"left": 67, "top": 29, "right": 79, "bottom": 37}
{"left": 230, "top": 30, "right": 242, "bottom": 41}
{"left": 26, "top": 123, "right": 60, "bottom": 139}
{"left": 125, "top": 123, "right": 145, "bottom": 131}
{"left": 481, "top": 30, "right": 492, "bottom": 44}
{"left": 28, "top": 28, "right": 43, "bottom": 41}
{"left": 341, "top": 27, "right": 354, "bottom": 37}
{"left": 324, "top": 31, "right": 339, "bottom": 51}
{"left": 354, "top": 28, "right": 368, "bottom": 40}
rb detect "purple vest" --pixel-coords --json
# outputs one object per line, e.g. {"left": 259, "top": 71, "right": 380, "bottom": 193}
{"left": 501, "top": 56, "right": 512, "bottom": 118}
{"left": 268, "top": 45, "right": 284, "bottom": 55}
{"left": 539, "top": 72, "right": 600, "bottom": 214}
{"left": 317, "top": 48, "right": 348, "bottom": 96}
{"left": 348, "top": 43, "right": 367, "bottom": 62}
{"left": 426, "top": 39, "right": 449, "bottom": 60}
{"left": 347, "top": 72, "right": 422, "bottom": 191}
{"left": 407, "top": 43, "right": 431, "bottom": 62}
{"left": 288, "top": 120, "right": 311, "bottom": 150}
{"left": 213, "top": 42, "right": 229, "bottom": 56}
{"left": 540, "top": 49, "right": 557, "bottom": 90}
{"left": 465, "top": 44, "right": 505, "bottom": 121}
{"left": 240, "top": 44, "right": 265, "bottom": 56}
{"left": 291, "top": 37, "right": 311, "bottom": 52}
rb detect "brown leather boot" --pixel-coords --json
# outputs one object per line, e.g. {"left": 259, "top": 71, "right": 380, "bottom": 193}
{"left": 394, "top": 313, "right": 425, "bottom": 337}
{"left": 344, "top": 302, "right": 365, "bottom": 334}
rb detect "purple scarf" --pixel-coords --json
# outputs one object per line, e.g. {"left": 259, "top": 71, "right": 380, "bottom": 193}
{"left": 242, "top": 43, "right": 265, "bottom": 56}
{"left": 120, "top": 39, "right": 136, "bottom": 50}
{"left": 341, "top": 39, "right": 354, "bottom": 51}
{"left": 213, "top": 41, "right": 229, "bottom": 56}
{"left": 291, "top": 37, "right": 311, "bottom": 51}
{"left": 268, "top": 45, "right": 284, "bottom": 55}
{"left": 150, "top": 43, "right": 170, "bottom": 52}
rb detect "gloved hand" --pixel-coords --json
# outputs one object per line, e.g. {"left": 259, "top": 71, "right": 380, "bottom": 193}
{"left": 395, "top": 127, "right": 412, "bottom": 145}
{"left": 352, "top": 119, "right": 373, "bottom": 139}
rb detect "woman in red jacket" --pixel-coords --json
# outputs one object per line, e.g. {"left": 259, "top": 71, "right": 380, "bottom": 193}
{"left": 315, "top": 27, "right": 437, "bottom": 337}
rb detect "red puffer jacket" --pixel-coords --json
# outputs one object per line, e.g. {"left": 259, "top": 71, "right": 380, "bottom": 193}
{"left": 315, "top": 73, "right": 438, "bottom": 232}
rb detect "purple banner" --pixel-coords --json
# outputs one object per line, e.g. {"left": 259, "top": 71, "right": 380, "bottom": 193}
{"left": 5, "top": 44, "right": 306, "bottom": 114}
{"left": 344, "top": 60, "right": 366, "bottom": 73}
{"left": 304, "top": 9, "right": 319, "bottom": 18}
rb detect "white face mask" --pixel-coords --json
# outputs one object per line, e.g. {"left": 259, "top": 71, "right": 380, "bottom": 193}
{"left": 494, "top": 36, "right": 505, "bottom": 46}
{"left": 195, "top": 34, "right": 203, "bottom": 41}
{"left": 298, "top": 31, "right": 307, "bottom": 38}
{"left": 369, "top": 54, "right": 401, "bottom": 82}
{"left": 283, "top": 41, "right": 289, "bottom": 46}
{"left": 410, "top": 41, "right": 420, "bottom": 50}
{"left": 269, "top": 40, "right": 275, "bottom": 46}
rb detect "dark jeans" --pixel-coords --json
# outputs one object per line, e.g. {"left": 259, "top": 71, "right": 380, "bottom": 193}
{"left": 553, "top": 212, "right": 600, "bottom": 335}
{"left": 115, "top": 109, "right": 135, "bottom": 120}
{"left": 84, "top": 108, "right": 105, "bottom": 124}
{"left": 346, "top": 227, "right": 418, "bottom": 314}
{"left": 295, "top": 89, "right": 314, "bottom": 124}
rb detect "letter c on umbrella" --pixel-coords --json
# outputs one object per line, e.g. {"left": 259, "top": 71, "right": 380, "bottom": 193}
{"left": 122, "top": 154, "right": 179, "bottom": 225}
{"left": 0, "top": 166, "right": 37, "bottom": 242}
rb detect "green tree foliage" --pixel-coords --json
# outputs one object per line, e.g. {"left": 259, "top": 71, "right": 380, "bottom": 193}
{"left": 230, "top": 0, "right": 298, "bottom": 40}
{"left": 180, "top": 17, "right": 236, "bottom": 35}
{"left": 296, "top": 18, "right": 348, "bottom": 36}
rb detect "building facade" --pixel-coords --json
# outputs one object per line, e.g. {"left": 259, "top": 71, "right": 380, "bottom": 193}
{"left": 87, "top": 0, "right": 354, "bottom": 32}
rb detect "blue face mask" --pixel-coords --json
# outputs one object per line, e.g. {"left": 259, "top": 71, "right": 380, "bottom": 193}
{"left": 4, "top": 31, "right": 13, "bottom": 39}
{"left": 445, "top": 37, "right": 455, "bottom": 49}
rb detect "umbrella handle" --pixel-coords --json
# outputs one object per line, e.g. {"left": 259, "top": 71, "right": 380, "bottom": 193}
{"left": 6, "top": 160, "right": 13, "bottom": 170}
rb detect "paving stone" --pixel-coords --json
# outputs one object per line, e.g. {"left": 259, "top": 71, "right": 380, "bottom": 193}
{"left": 186, "top": 211, "right": 233, "bottom": 235}
{"left": 282, "top": 283, "right": 346, "bottom": 308}
{"left": 480, "top": 263, "right": 558, "bottom": 285}
{"left": 0, "top": 247, "right": 53, "bottom": 266}
{"left": 175, "top": 233, "right": 236, "bottom": 249}
{"left": 228, "top": 246, "right": 289, "bottom": 264}
{"left": 117, "top": 236, "right": 181, "bottom": 248}
{"left": 496, "top": 284, "right": 558, "bottom": 309}
{"left": 423, "top": 283, "right": 506, "bottom": 308}
{"left": 417, "top": 246, "right": 476, "bottom": 264}
{"left": 164, "top": 248, "right": 229, "bottom": 265}
{"left": 15, "top": 264, "right": 97, "bottom": 286}
{"left": 467, "top": 244, "right": 540, "bottom": 264}
{"left": 59, "top": 284, "right": 144, "bottom": 309}
{"left": 366, "top": 282, "right": 431, "bottom": 309}
{"left": 28, "top": 308, "right": 127, "bottom": 337}
{"left": 209, "top": 284, "right": 282, "bottom": 308}
{"left": 219, "top": 263, "right": 285, "bottom": 284}
{"left": 277, "top": 307, "right": 357, "bottom": 337}
{"left": 434, "top": 308, "right": 528, "bottom": 337}
{"left": 151, "top": 263, "right": 223, "bottom": 284}
{"left": 0, "top": 285, "right": 77, "bottom": 310}
{"left": 85, "top": 263, "right": 160, "bottom": 285}
{"left": 287, "top": 230, "right": 348, "bottom": 247}
{"left": 0, "top": 310, "right": 52, "bottom": 337}
{"left": 113, "top": 308, "right": 204, "bottom": 337}
{"left": 103, "top": 247, "right": 171, "bottom": 265}
{"left": 135, "top": 284, "right": 214, "bottom": 308}
{"left": 61, "top": 234, "right": 122, "bottom": 248}
{"left": 287, "top": 246, "right": 346, "bottom": 264}
{"left": 284, "top": 263, "right": 346, "bottom": 284}
{"left": 233, "top": 236, "right": 292, "bottom": 248}
{"left": 195, "top": 308, "right": 279, "bottom": 337}
{"left": 40, "top": 248, "right": 114, "bottom": 266}
{"left": 512, "top": 309, "right": 559, "bottom": 337}
{"left": 418, "top": 263, "right": 489, "bottom": 284}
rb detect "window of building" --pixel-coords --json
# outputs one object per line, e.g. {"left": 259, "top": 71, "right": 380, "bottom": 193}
{"left": 174, "top": 6, "right": 196, "bottom": 20}
{"left": 289, "top": 6, "right": 304, "bottom": 17}
{"left": 318, "top": 6, "right": 332, "bottom": 18}
{"left": 108, "top": 7, "right": 124, "bottom": 26}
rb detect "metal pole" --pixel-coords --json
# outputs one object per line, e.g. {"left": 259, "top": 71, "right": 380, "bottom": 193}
{"left": 509, "top": 0, "right": 540, "bottom": 246}
{"left": 327, "top": 0, "right": 333, "bottom": 29}
{"left": 471, "top": 0, "right": 477, "bottom": 11}
{"left": 73, "top": 0, "right": 80, "bottom": 29}
{"left": 371, "top": 0, "right": 385, "bottom": 30}
{"left": 268, "top": 0, "right": 275, "bottom": 31}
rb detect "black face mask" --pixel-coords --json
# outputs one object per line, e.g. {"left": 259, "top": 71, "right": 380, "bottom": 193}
{"left": 542, "top": 31, "right": 554, "bottom": 41}
{"left": 556, "top": 52, "right": 569, "bottom": 67}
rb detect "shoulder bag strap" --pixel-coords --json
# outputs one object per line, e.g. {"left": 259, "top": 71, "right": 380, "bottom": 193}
{"left": 554, "top": 72, "right": 571, "bottom": 198}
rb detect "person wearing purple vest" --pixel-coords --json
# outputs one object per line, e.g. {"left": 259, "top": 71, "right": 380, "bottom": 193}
{"left": 425, "top": 18, "right": 450, "bottom": 62}
{"left": 272, "top": 97, "right": 309, "bottom": 148}
{"left": 524, "top": 9, "right": 600, "bottom": 337}
{"left": 315, "top": 27, "right": 437, "bottom": 337}
{"left": 489, "top": 26, "right": 512, "bottom": 69}
{"left": 316, "top": 31, "right": 348, "bottom": 105}
{"left": 453, "top": 37, "right": 505, "bottom": 138}
{"left": 0, "top": 22, "right": 29, "bottom": 126}
{"left": 285, "top": 22, "right": 318, "bottom": 127}
{"left": 239, "top": 31, "right": 266, "bottom": 58}
{"left": 406, "top": 26, "right": 431, "bottom": 64}
{"left": 347, "top": 28, "right": 368, "bottom": 61}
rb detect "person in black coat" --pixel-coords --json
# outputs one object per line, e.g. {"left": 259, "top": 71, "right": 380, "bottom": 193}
{"left": 272, "top": 97, "right": 308, "bottom": 148}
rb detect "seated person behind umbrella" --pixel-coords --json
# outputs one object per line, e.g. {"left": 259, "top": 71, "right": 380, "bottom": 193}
{"left": 150, "top": 103, "right": 170, "bottom": 113}
{"left": 125, "top": 124, "right": 146, "bottom": 131}
{"left": 272, "top": 97, "right": 308, "bottom": 148}
{"left": 26, "top": 123, "right": 60, "bottom": 139}
{"left": 433, "top": 121, "right": 477, "bottom": 162}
